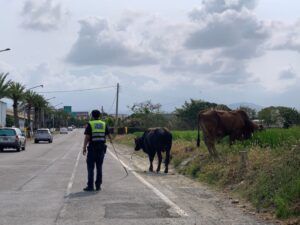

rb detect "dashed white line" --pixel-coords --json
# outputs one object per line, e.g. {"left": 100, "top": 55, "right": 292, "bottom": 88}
{"left": 107, "top": 148, "right": 188, "bottom": 217}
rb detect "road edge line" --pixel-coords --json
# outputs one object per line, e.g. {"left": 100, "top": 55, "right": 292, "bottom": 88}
{"left": 66, "top": 149, "right": 81, "bottom": 196}
{"left": 107, "top": 148, "right": 188, "bottom": 217}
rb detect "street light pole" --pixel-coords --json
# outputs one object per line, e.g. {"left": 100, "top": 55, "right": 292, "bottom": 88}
{"left": 25, "top": 84, "right": 44, "bottom": 132}
{"left": 28, "top": 84, "right": 44, "bottom": 90}
{"left": 0, "top": 48, "right": 10, "bottom": 53}
{"left": 46, "top": 97, "right": 55, "bottom": 101}
{"left": 42, "top": 97, "right": 55, "bottom": 127}
{"left": 52, "top": 103, "right": 63, "bottom": 129}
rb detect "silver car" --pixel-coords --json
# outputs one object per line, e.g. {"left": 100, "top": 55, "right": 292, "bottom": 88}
{"left": 34, "top": 129, "right": 53, "bottom": 143}
{"left": 0, "top": 128, "right": 26, "bottom": 152}
{"left": 60, "top": 127, "right": 68, "bottom": 134}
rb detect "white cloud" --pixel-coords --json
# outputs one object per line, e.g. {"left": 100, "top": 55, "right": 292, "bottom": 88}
{"left": 178, "top": 0, "right": 270, "bottom": 85}
{"left": 66, "top": 16, "right": 159, "bottom": 67}
{"left": 269, "top": 20, "right": 300, "bottom": 53}
{"left": 189, "top": 0, "right": 257, "bottom": 21}
{"left": 21, "top": 0, "right": 67, "bottom": 31}
{"left": 116, "top": 10, "right": 144, "bottom": 31}
{"left": 185, "top": 9, "right": 269, "bottom": 59}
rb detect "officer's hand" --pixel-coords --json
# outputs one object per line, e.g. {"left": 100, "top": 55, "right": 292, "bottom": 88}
{"left": 82, "top": 147, "right": 87, "bottom": 156}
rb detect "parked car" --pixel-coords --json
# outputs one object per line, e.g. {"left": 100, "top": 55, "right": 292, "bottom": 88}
{"left": 67, "top": 126, "right": 73, "bottom": 131}
{"left": 34, "top": 128, "right": 53, "bottom": 143}
{"left": 0, "top": 128, "right": 26, "bottom": 152}
{"left": 60, "top": 127, "right": 68, "bottom": 134}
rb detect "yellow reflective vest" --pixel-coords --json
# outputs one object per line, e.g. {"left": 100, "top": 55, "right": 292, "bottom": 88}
{"left": 89, "top": 120, "right": 106, "bottom": 142}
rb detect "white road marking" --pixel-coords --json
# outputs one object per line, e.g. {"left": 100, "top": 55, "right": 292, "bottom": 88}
{"left": 108, "top": 148, "right": 188, "bottom": 217}
{"left": 66, "top": 149, "right": 81, "bottom": 196}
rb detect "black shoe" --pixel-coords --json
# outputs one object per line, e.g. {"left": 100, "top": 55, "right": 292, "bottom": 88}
{"left": 83, "top": 187, "right": 94, "bottom": 192}
{"left": 95, "top": 186, "right": 101, "bottom": 191}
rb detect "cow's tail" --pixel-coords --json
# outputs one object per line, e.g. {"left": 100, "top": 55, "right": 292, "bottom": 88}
{"left": 197, "top": 113, "right": 201, "bottom": 147}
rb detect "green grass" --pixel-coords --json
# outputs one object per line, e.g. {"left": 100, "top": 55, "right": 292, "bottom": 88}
{"left": 171, "top": 127, "right": 300, "bottom": 149}
{"left": 241, "top": 126, "right": 300, "bottom": 148}
{"left": 133, "top": 130, "right": 200, "bottom": 142}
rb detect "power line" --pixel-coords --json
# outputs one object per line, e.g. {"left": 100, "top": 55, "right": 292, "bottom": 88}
{"left": 108, "top": 92, "right": 117, "bottom": 114}
{"left": 38, "top": 85, "right": 116, "bottom": 94}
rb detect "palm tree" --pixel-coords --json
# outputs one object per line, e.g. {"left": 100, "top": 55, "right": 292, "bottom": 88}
{"left": 32, "top": 94, "right": 48, "bottom": 129}
{"left": 8, "top": 82, "right": 25, "bottom": 128}
{"left": 24, "top": 90, "right": 37, "bottom": 135}
{"left": 0, "top": 73, "right": 12, "bottom": 99}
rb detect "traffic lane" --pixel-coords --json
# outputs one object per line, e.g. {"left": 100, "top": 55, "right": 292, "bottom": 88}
{"left": 0, "top": 131, "right": 80, "bottom": 191}
{"left": 0, "top": 130, "right": 77, "bottom": 164}
{"left": 56, "top": 147, "right": 184, "bottom": 225}
{"left": 0, "top": 130, "right": 83, "bottom": 225}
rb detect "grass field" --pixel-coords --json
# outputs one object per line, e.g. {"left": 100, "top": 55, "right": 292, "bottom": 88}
{"left": 134, "top": 127, "right": 300, "bottom": 148}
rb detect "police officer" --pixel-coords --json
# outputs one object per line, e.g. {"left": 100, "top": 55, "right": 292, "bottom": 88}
{"left": 82, "top": 109, "right": 112, "bottom": 191}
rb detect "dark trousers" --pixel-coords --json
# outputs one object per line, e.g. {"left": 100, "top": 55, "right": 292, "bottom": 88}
{"left": 86, "top": 144, "right": 106, "bottom": 188}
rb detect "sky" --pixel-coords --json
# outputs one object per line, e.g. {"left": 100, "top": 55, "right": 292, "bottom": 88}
{"left": 0, "top": 0, "right": 300, "bottom": 113}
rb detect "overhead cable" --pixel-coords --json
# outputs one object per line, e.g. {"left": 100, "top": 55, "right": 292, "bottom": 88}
{"left": 38, "top": 85, "right": 116, "bottom": 94}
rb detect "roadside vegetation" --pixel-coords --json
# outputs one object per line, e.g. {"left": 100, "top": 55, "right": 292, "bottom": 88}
{"left": 0, "top": 72, "right": 112, "bottom": 131}
{"left": 115, "top": 99, "right": 300, "bottom": 223}
{"left": 170, "top": 128, "right": 300, "bottom": 219}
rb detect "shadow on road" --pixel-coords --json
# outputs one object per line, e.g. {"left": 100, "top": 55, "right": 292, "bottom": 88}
{"left": 34, "top": 142, "right": 52, "bottom": 144}
{"left": 134, "top": 170, "right": 175, "bottom": 176}
{"left": 67, "top": 191, "right": 98, "bottom": 199}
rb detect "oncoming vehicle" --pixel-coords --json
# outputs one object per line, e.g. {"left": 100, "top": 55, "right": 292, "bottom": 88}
{"left": 60, "top": 127, "right": 68, "bottom": 134}
{"left": 34, "top": 128, "right": 53, "bottom": 143}
{"left": 0, "top": 128, "right": 26, "bottom": 152}
{"left": 67, "top": 126, "right": 73, "bottom": 131}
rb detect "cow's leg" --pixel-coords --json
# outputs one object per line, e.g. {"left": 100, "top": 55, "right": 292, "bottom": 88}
{"left": 156, "top": 151, "right": 162, "bottom": 173}
{"left": 229, "top": 134, "right": 235, "bottom": 145}
{"left": 211, "top": 143, "right": 219, "bottom": 158}
{"left": 148, "top": 153, "right": 155, "bottom": 172}
{"left": 204, "top": 135, "right": 214, "bottom": 156}
{"left": 164, "top": 149, "right": 170, "bottom": 173}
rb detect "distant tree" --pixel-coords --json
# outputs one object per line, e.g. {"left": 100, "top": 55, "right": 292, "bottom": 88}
{"left": 24, "top": 90, "right": 37, "bottom": 130}
{"left": 175, "top": 99, "right": 231, "bottom": 129}
{"left": 258, "top": 106, "right": 300, "bottom": 128}
{"left": 125, "top": 100, "right": 168, "bottom": 128}
{"left": 32, "top": 94, "right": 48, "bottom": 129}
{"left": 239, "top": 106, "right": 256, "bottom": 120}
{"left": 130, "top": 100, "right": 162, "bottom": 114}
{"left": 104, "top": 116, "right": 115, "bottom": 127}
{"left": 277, "top": 106, "right": 300, "bottom": 128}
{"left": 8, "top": 82, "right": 25, "bottom": 127}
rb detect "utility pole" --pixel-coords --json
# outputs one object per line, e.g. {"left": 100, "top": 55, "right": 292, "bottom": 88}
{"left": 114, "top": 83, "right": 119, "bottom": 134}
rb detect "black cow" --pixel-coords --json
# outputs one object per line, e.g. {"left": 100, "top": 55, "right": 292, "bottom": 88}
{"left": 134, "top": 128, "right": 172, "bottom": 173}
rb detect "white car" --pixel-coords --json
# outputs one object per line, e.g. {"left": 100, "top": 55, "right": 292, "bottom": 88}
{"left": 60, "top": 127, "right": 68, "bottom": 134}
{"left": 34, "top": 128, "right": 53, "bottom": 143}
{"left": 67, "top": 126, "right": 73, "bottom": 131}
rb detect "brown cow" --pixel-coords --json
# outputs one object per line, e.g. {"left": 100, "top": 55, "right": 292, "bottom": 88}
{"left": 196, "top": 109, "right": 260, "bottom": 157}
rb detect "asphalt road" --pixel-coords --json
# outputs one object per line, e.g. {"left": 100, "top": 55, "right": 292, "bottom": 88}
{"left": 0, "top": 129, "right": 272, "bottom": 225}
